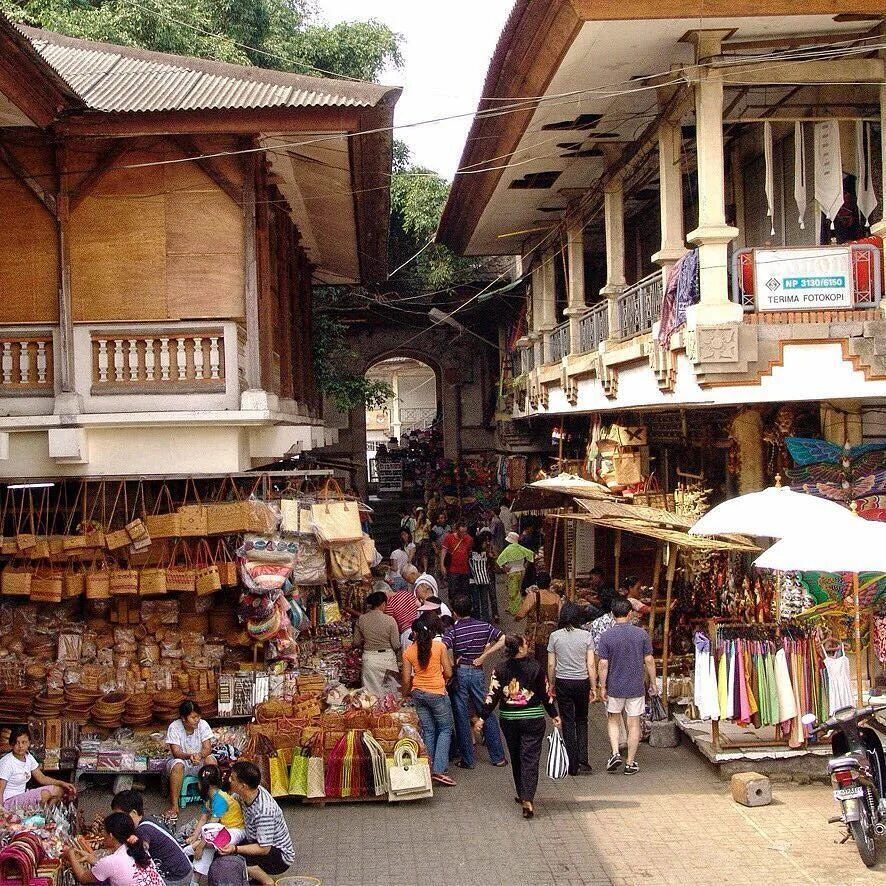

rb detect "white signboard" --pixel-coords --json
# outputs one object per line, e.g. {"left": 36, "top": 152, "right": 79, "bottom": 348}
{"left": 376, "top": 459, "right": 403, "bottom": 494}
{"left": 754, "top": 246, "right": 853, "bottom": 311}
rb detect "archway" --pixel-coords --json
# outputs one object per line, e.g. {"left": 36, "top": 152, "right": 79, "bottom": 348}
{"left": 364, "top": 356, "right": 440, "bottom": 484}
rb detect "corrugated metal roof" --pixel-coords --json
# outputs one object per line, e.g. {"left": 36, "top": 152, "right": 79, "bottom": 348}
{"left": 19, "top": 25, "right": 395, "bottom": 114}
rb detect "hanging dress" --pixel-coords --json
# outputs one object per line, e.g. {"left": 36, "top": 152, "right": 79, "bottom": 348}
{"left": 693, "top": 633, "right": 720, "bottom": 721}
{"left": 717, "top": 651, "right": 729, "bottom": 720}
{"left": 774, "top": 647, "right": 798, "bottom": 723}
{"left": 824, "top": 651, "right": 855, "bottom": 715}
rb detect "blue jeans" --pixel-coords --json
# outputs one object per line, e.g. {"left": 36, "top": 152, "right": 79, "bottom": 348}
{"left": 453, "top": 665, "right": 506, "bottom": 766}
{"left": 412, "top": 689, "right": 454, "bottom": 775}
{"left": 470, "top": 583, "right": 496, "bottom": 622}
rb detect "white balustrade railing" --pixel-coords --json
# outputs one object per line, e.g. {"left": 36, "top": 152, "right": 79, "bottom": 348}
{"left": 91, "top": 328, "right": 226, "bottom": 391}
{"left": 0, "top": 334, "right": 53, "bottom": 393}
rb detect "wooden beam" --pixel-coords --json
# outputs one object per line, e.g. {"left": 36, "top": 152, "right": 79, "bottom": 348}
{"left": 0, "top": 140, "right": 56, "bottom": 217}
{"left": 55, "top": 106, "right": 363, "bottom": 137}
{"left": 171, "top": 135, "right": 242, "bottom": 207}
{"left": 70, "top": 140, "right": 136, "bottom": 212}
{"left": 569, "top": 0, "right": 884, "bottom": 17}
{"left": 243, "top": 153, "right": 261, "bottom": 391}
{"left": 660, "top": 543, "right": 678, "bottom": 713}
{"left": 710, "top": 58, "right": 885, "bottom": 86}
{"left": 55, "top": 143, "right": 75, "bottom": 393}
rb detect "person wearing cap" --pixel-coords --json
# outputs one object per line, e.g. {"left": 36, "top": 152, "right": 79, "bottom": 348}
{"left": 496, "top": 532, "right": 534, "bottom": 615}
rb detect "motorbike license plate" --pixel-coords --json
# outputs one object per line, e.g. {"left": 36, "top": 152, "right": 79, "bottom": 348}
{"left": 834, "top": 787, "right": 864, "bottom": 800}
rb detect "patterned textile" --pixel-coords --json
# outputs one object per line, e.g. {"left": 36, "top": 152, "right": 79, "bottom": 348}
{"left": 657, "top": 249, "right": 699, "bottom": 344}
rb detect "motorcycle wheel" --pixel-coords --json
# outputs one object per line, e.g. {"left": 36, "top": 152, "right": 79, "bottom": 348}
{"left": 848, "top": 794, "right": 878, "bottom": 868}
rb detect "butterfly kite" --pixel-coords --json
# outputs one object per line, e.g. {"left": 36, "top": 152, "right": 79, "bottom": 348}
{"left": 786, "top": 437, "right": 886, "bottom": 516}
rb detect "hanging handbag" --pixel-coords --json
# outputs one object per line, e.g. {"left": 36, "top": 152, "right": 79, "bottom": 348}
{"left": 177, "top": 478, "right": 208, "bottom": 537}
{"left": 138, "top": 561, "right": 168, "bottom": 597}
{"left": 309, "top": 479, "right": 362, "bottom": 545}
{"left": 1, "top": 561, "right": 33, "bottom": 597}
{"left": 104, "top": 481, "right": 132, "bottom": 550}
{"left": 546, "top": 727, "right": 569, "bottom": 780}
{"left": 194, "top": 540, "right": 222, "bottom": 596}
{"left": 288, "top": 748, "right": 309, "bottom": 796}
{"left": 280, "top": 497, "right": 313, "bottom": 536}
{"left": 165, "top": 540, "right": 196, "bottom": 593}
{"left": 62, "top": 561, "right": 85, "bottom": 599}
{"left": 205, "top": 476, "right": 251, "bottom": 536}
{"left": 14, "top": 488, "right": 37, "bottom": 553}
{"left": 108, "top": 563, "right": 139, "bottom": 596}
{"left": 145, "top": 483, "right": 181, "bottom": 539}
{"left": 125, "top": 480, "right": 151, "bottom": 544}
{"left": 215, "top": 538, "right": 239, "bottom": 587}
{"left": 609, "top": 450, "right": 643, "bottom": 488}
{"left": 327, "top": 541, "right": 370, "bottom": 581}
{"left": 387, "top": 743, "right": 433, "bottom": 802}
{"left": 292, "top": 534, "right": 326, "bottom": 585}
{"left": 29, "top": 562, "right": 63, "bottom": 604}
{"left": 268, "top": 750, "right": 290, "bottom": 798}
{"left": 84, "top": 554, "right": 111, "bottom": 600}
{"left": 306, "top": 751, "right": 326, "bottom": 799}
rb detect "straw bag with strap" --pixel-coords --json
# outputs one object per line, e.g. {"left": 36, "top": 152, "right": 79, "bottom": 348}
{"left": 104, "top": 481, "right": 132, "bottom": 550}
{"left": 108, "top": 561, "right": 139, "bottom": 596}
{"left": 138, "top": 540, "right": 168, "bottom": 596}
{"left": 125, "top": 480, "right": 151, "bottom": 546}
{"left": 0, "top": 488, "right": 15, "bottom": 555}
{"left": 165, "top": 540, "right": 196, "bottom": 592}
{"left": 145, "top": 483, "right": 181, "bottom": 538}
{"left": 327, "top": 540, "right": 370, "bottom": 581}
{"left": 1, "top": 560, "right": 33, "bottom": 597}
{"left": 205, "top": 476, "right": 253, "bottom": 536}
{"left": 13, "top": 488, "right": 38, "bottom": 553}
{"left": 194, "top": 539, "right": 222, "bottom": 596}
{"left": 310, "top": 479, "right": 362, "bottom": 546}
{"left": 29, "top": 562, "right": 63, "bottom": 603}
{"left": 62, "top": 561, "right": 85, "bottom": 599}
{"left": 84, "top": 553, "right": 111, "bottom": 600}
{"left": 177, "top": 478, "right": 208, "bottom": 537}
{"left": 215, "top": 537, "right": 239, "bottom": 587}
{"left": 64, "top": 481, "right": 106, "bottom": 551}
{"left": 387, "top": 742, "right": 432, "bottom": 801}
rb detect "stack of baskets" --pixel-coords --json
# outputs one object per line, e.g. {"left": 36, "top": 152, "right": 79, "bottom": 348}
{"left": 152, "top": 690, "right": 186, "bottom": 724}
{"left": 91, "top": 692, "right": 129, "bottom": 729}
{"left": 0, "top": 686, "right": 37, "bottom": 721}
{"left": 122, "top": 694, "right": 154, "bottom": 727}
{"left": 32, "top": 688, "right": 66, "bottom": 719}
{"left": 65, "top": 686, "right": 103, "bottom": 724}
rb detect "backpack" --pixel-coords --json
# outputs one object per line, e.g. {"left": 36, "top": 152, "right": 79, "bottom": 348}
{"left": 208, "top": 855, "right": 248, "bottom": 886}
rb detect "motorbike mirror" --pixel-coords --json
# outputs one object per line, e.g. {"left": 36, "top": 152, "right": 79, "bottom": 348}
{"left": 800, "top": 713, "right": 817, "bottom": 726}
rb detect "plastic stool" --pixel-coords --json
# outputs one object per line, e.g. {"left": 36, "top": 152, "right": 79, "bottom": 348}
{"left": 179, "top": 774, "right": 202, "bottom": 808}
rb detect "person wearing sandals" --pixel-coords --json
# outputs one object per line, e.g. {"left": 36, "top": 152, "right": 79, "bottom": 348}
{"left": 596, "top": 595, "right": 658, "bottom": 775}
{"left": 475, "top": 634, "right": 560, "bottom": 819}
{"left": 401, "top": 615, "right": 457, "bottom": 786}
{"left": 164, "top": 701, "right": 217, "bottom": 822}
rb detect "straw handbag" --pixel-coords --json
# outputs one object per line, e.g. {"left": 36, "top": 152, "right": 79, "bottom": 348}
{"left": 215, "top": 538, "right": 239, "bottom": 587}
{"left": 109, "top": 564, "right": 139, "bottom": 596}
{"left": 30, "top": 563, "right": 63, "bottom": 603}
{"left": 62, "top": 562, "right": 86, "bottom": 599}
{"left": 1, "top": 561, "right": 33, "bottom": 597}
{"left": 205, "top": 476, "right": 251, "bottom": 536}
{"left": 165, "top": 540, "right": 196, "bottom": 592}
{"left": 138, "top": 565, "right": 168, "bottom": 597}
{"left": 104, "top": 481, "right": 132, "bottom": 550}
{"left": 13, "top": 488, "right": 38, "bottom": 552}
{"left": 177, "top": 479, "right": 208, "bottom": 537}
{"left": 145, "top": 484, "right": 180, "bottom": 539}
{"left": 309, "top": 480, "right": 362, "bottom": 545}
{"left": 125, "top": 481, "right": 151, "bottom": 544}
{"left": 194, "top": 540, "right": 222, "bottom": 596}
{"left": 84, "top": 555, "right": 111, "bottom": 600}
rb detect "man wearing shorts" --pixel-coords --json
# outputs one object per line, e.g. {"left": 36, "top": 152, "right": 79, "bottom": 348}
{"left": 218, "top": 761, "right": 294, "bottom": 885}
{"left": 596, "top": 595, "right": 658, "bottom": 775}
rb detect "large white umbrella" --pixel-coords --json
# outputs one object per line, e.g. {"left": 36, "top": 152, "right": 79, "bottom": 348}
{"left": 754, "top": 517, "right": 886, "bottom": 705}
{"left": 753, "top": 517, "right": 886, "bottom": 573}
{"left": 689, "top": 485, "right": 854, "bottom": 539}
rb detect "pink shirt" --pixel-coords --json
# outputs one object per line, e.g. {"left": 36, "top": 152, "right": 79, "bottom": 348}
{"left": 91, "top": 845, "right": 163, "bottom": 886}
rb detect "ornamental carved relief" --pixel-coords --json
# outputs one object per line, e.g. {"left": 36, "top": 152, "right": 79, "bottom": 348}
{"left": 649, "top": 339, "right": 676, "bottom": 392}
{"left": 561, "top": 366, "right": 578, "bottom": 405}
{"left": 696, "top": 325, "right": 739, "bottom": 363}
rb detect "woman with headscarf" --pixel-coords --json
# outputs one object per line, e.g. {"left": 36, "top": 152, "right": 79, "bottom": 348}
{"left": 496, "top": 532, "right": 534, "bottom": 615}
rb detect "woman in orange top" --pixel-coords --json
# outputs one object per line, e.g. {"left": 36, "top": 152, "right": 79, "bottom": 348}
{"left": 402, "top": 614, "right": 456, "bottom": 786}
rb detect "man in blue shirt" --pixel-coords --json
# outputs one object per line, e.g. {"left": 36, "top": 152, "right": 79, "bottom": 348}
{"left": 443, "top": 594, "right": 507, "bottom": 769}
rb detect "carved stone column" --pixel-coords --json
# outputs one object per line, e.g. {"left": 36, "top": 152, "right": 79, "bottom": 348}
{"left": 564, "top": 224, "right": 586, "bottom": 354}
{"left": 601, "top": 176, "right": 625, "bottom": 340}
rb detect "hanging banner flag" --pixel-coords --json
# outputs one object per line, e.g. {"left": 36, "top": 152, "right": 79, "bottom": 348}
{"left": 814, "top": 121, "right": 843, "bottom": 226}
{"left": 856, "top": 120, "right": 878, "bottom": 225}
{"left": 764, "top": 121, "right": 775, "bottom": 236}
{"left": 794, "top": 121, "right": 807, "bottom": 230}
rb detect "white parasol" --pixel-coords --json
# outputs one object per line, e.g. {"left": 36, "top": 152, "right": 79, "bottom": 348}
{"left": 529, "top": 472, "right": 611, "bottom": 497}
{"left": 689, "top": 485, "right": 854, "bottom": 539}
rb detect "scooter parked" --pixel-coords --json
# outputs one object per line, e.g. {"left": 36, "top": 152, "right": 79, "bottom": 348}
{"left": 802, "top": 705, "right": 886, "bottom": 867}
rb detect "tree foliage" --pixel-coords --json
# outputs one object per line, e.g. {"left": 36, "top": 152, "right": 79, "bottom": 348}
{"left": 313, "top": 312, "right": 393, "bottom": 413}
{"left": 2, "top": 0, "right": 401, "bottom": 81}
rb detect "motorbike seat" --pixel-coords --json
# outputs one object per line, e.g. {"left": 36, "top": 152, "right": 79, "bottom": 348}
{"left": 828, "top": 755, "right": 862, "bottom": 773}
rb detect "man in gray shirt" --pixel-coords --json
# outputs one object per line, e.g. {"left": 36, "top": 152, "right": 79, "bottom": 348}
{"left": 547, "top": 602, "right": 594, "bottom": 776}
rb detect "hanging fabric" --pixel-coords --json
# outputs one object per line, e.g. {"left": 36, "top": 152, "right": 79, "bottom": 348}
{"left": 763, "top": 121, "right": 776, "bottom": 236}
{"left": 856, "top": 120, "right": 878, "bottom": 225}
{"left": 794, "top": 121, "right": 807, "bottom": 229}
{"left": 814, "top": 121, "right": 843, "bottom": 228}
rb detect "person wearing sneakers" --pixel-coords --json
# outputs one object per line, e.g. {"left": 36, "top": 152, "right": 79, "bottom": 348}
{"left": 596, "top": 595, "right": 658, "bottom": 775}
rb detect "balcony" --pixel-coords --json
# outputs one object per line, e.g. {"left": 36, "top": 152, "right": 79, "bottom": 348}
{"left": 521, "top": 346, "right": 535, "bottom": 374}
{"left": 548, "top": 322, "right": 570, "bottom": 363}
{"left": 0, "top": 332, "right": 54, "bottom": 396}
{"left": 579, "top": 302, "right": 609, "bottom": 354}
{"left": 614, "top": 271, "right": 664, "bottom": 341}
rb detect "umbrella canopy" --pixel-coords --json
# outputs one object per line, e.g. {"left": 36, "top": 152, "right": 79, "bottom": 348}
{"left": 689, "top": 486, "right": 855, "bottom": 539}
{"left": 529, "top": 473, "right": 611, "bottom": 497}
{"left": 511, "top": 473, "right": 612, "bottom": 514}
{"left": 754, "top": 518, "right": 886, "bottom": 573}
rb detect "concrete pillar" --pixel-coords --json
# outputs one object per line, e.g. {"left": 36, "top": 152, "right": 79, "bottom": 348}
{"left": 872, "top": 85, "right": 886, "bottom": 321}
{"left": 686, "top": 62, "right": 742, "bottom": 327}
{"left": 564, "top": 224, "right": 586, "bottom": 354}
{"left": 601, "top": 176, "right": 625, "bottom": 339}
{"left": 530, "top": 266, "right": 544, "bottom": 366}
{"left": 651, "top": 119, "right": 686, "bottom": 291}
{"left": 540, "top": 255, "right": 557, "bottom": 362}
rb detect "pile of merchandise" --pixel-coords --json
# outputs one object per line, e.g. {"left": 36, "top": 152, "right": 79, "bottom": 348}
{"left": 0, "top": 801, "right": 78, "bottom": 882}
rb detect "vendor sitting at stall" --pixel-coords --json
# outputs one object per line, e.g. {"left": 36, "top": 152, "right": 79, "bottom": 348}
{"left": 217, "top": 761, "right": 295, "bottom": 886}
{"left": 164, "top": 701, "right": 217, "bottom": 822}
{"left": 0, "top": 725, "right": 75, "bottom": 810}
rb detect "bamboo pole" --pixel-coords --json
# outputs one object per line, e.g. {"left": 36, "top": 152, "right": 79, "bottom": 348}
{"left": 853, "top": 572, "right": 864, "bottom": 705}
{"left": 647, "top": 543, "right": 663, "bottom": 636}
{"left": 613, "top": 529, "right": 623, "bottom": 589}
{"left": 660, "top": 543, "right": 678, "bottom": 713}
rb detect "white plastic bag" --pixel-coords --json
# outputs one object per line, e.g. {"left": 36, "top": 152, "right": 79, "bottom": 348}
{"left": 546, "top": 728, "right": 569, "bottom": 780}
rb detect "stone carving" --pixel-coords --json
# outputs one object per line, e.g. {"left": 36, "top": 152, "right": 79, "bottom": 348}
{"left": 696, "top": 325, "right": 739, "bottom": 363}
{"left": 649, "top": 339, "right": 676, "bottom": 392}
{"left": 561, "top": 366, "right": 579, "bottom": 405}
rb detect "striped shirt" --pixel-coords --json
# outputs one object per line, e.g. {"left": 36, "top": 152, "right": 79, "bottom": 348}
{"left": 468, "top": 551, "right": 491, "bottom": 585}
{"left": 385, "top": 589, "right": 419, "bottom": 633}
{"left": 242, "top": 785, "right": 295, "bottom": 866}
{"left": 442, "top": 617, "right": 502, "bottom": 667}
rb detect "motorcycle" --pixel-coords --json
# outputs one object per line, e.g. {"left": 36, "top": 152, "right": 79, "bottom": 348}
{"left": 802, "top": 705, "right": 886, "bottom": 867}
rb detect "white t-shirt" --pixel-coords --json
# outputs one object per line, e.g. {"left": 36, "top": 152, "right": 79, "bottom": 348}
{"left": 0, "top": 752, "right": 39, "bottom": 802}
{"left": 165, "top": 719, "right": 213, "bottom": 755}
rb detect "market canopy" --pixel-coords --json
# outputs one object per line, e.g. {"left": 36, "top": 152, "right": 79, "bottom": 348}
{"left": 511, "top": 473, "right": 613, "bottom": 514}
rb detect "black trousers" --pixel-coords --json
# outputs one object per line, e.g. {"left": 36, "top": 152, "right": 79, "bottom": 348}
{"left": 555, "top": 677, "right": 590, "bottom": 774}
{"left": 500, "top": 717, "right": 546, "bottom": 802}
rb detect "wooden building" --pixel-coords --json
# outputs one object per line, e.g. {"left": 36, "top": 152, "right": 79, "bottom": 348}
{"left": 0, "top": 16, "right": 399, "bottom": 477}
